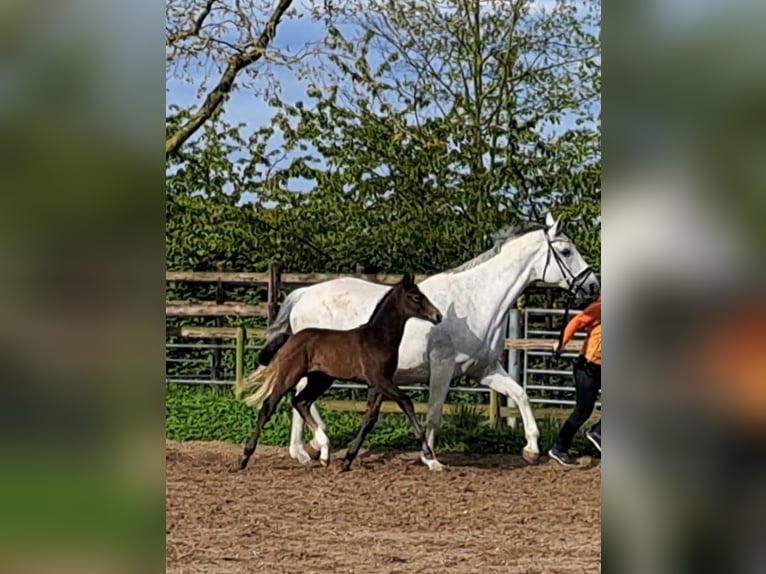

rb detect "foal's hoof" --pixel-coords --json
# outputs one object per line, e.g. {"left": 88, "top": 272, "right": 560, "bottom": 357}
{"left": 522, "top": 448, "right": 540, "bottom": 465}
{"left": 341, "top": 461, "right": 352, "bottom": 472}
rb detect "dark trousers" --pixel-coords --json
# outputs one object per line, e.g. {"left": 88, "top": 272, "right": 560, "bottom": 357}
{"left": 555, "top": 356, "right": 601, "bottom": 452}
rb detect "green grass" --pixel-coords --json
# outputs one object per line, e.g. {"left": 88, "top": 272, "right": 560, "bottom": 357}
{"left": 166, "top": 384, "right": 598, "bottom": 456}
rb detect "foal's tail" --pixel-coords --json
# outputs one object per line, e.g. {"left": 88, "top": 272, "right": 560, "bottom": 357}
{"left": 234, "top": 361, "right": 279, "bottom": 408}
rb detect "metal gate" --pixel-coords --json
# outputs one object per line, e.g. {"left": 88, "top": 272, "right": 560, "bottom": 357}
{"left": 506, "top": 307, "right": 601, "bottom": 409}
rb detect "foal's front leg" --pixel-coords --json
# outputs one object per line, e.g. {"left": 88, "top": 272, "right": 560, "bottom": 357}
{"left": 372, "top": 376, "right": 438, "bottom": 467}
{"left": 342, "top": 388, "right": 383, "bottom": 471}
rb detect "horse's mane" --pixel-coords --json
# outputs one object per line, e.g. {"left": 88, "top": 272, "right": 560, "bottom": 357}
{"left": 446, "top": 223, "right": 547, "bottom": 274}
{"left": 361, "top": 283, "right": 400, "bottom": 326}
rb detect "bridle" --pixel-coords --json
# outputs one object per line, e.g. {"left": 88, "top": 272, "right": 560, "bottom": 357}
{"left": 542, "top": 235, "right": 597, "bottom": 351}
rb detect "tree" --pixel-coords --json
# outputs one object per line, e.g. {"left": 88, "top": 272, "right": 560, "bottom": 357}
{"left": 254, "top": 0, "right": 601, "bottom": 271}
{"left": 166, "top": 0, "right": 332, "bottom": 157}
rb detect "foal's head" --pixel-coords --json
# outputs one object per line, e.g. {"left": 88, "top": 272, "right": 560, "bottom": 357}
{"left": 394, "top": 273, "right": 442, "bottom": 325}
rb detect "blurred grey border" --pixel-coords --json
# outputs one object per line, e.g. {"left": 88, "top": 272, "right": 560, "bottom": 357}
{"left": 0, "top": 0, "right": 165, "bottom": 572}
{"left": 605, "top": 1, "right": 766, "bottom": 573}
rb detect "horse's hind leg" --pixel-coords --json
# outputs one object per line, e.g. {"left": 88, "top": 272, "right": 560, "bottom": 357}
{"left": 292, "top": 372, "right": 334, "bottom": 466}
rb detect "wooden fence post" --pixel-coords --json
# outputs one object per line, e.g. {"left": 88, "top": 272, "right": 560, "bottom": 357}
{"left": 267, "top": 262, "right": 282, "bottom": 325}
{"left": 235, "top": 326, "right": 246, "bottom": 388}
{"left": 211, "top": 262, "right": 224, "bottom": 381}
{"left": 488, "top": 390, "right": 499, "bottom": 426}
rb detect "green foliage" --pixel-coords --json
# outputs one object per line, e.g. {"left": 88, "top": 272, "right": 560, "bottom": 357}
{"left": 166, "top": 385, "right": 599, "bottom": 456}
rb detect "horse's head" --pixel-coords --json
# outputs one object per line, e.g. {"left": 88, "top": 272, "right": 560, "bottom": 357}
{"left": 533, "top": 212, "right": 600, "bottom": 302}
{"left": 396, "top": 273, "right": 443, "bottom": 325}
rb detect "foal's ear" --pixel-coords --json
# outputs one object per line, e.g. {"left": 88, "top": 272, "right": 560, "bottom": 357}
{"left": 401, "top": 272, "right": 415, "bottom": 287}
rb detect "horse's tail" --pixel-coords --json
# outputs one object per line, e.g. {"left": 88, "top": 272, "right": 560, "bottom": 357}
{"left": 257, "top": 287, "right": 304, "bottom": 366}
{"left": 258, "top": 332, "right": 290, "bottom": 366}
{"left": 234, "top": 361, "right": 280, "bottom": 408}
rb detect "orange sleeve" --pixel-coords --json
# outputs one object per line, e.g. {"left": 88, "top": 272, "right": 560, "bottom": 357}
{"left": 561, "top": 301, "right": 601, "bottom": 346}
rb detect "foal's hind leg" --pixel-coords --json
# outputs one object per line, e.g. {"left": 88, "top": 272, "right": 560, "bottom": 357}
{"left": 371, "top": 376, "right": 438, "bottom": 467}
{"left": 289, "top": 377, "right": 313, "bottom": 464}
{"left": 292, "top": 372, "right": 335, "bottom": 466}
{"left": 237, "top": 371, "right": 300, "bottom": 471}
{"left": 290, "top": 377, "right": 330, "bottom": 463}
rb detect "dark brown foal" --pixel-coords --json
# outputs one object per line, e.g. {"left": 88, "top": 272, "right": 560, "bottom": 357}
{"left": 234, "top": 273, "right": 442, "bottom": 471}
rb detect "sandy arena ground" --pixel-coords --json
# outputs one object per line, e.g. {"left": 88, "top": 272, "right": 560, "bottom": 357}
{"left": 166, "top": 441, "right": 601, "bottom": 574}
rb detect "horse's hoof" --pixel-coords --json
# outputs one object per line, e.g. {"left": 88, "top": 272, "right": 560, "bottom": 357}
{"left": 341, "top": 461, "right": 352, "bottom": 472}
{"left": 319, "top": 458, "right": 329, "bottom": 467}
{"left": 426, "top": 461, "right": 449, "bottom": 472}
{"left": 305, "top": 443, "right": 321, "bottom": 461}
{"left": 522, "top": 448, "right": 540, "bottom": 465}
{"left": 290, "top": 447, "right": 313, "bottom": 465}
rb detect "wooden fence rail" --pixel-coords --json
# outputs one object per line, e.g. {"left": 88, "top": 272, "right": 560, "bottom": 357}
{"left": 166, "top": 301, "right": 269, "bottom": 317}
{"left": 166, "top": 266, "right": 429, "bottom": 321}
{"left": 166, "top": 269, "right": 429, "bottom": 285}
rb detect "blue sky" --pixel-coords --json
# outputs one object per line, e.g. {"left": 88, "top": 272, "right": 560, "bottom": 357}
{"left": 166, "top": 14, "right": 328, "bottom": 135}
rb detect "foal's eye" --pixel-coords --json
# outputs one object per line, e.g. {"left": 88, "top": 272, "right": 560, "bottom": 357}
{"left": 411, "top": 295, "right": 422, "bottom": 303}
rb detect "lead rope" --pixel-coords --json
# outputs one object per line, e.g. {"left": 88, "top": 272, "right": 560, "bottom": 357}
{"left": 556, "top": 287, "right": 575, "bottom": 354}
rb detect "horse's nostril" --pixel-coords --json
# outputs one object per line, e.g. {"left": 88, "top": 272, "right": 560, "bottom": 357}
{"left": 435, "top": 312, "right": 443, "bottom": 323}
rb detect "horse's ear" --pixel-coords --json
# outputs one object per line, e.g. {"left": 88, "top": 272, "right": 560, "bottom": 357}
{"left": 544, "top": 211, "right": 555, "bottom": 226}
{"left": 545, "top": 211, "right": 561, "bottom": 239}
{"left": 401, "top": 272, "right": 415, "bottom": 286}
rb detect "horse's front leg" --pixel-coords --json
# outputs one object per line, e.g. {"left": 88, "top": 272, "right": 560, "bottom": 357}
{"left": 423, "top": 339, "right": 455, "bottom": 471}
{"left": 479, "top": 362, "right": 541, "bottom": 464}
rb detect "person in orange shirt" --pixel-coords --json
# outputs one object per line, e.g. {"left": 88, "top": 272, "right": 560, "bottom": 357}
{"left": 548, "top": 296, "right": 601, "bottom": 468}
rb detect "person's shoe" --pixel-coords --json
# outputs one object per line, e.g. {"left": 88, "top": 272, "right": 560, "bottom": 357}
{"left": 586, "top": 428, "right": 601, "bottom": 453}
{"left": 548, "top": 447, "right": 580, "bottom": 468}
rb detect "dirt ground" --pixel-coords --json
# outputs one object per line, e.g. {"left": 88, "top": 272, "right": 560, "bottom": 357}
{"left": 166, "top": 441, "right": 601, "bottom": 574}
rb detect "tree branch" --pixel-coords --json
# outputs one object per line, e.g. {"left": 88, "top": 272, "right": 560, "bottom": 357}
{"left": 166, "top": 0, "right": 295, "bottom": 158}
{"left": 167, "top": 0, "right": 218, "bottom": 46}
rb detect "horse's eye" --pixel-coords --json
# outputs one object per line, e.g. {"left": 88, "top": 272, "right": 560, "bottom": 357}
{"left": 411, "top": 295, "right": 421, "bottom": 303}
{"left": 561, "top": 248, "right": 572, "bottom": 257}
